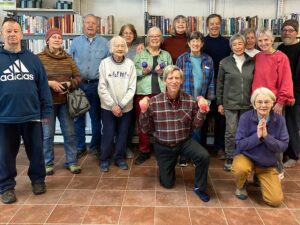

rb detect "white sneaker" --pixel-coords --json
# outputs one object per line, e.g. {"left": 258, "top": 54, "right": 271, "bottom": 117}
{"left": 126, "top": 148, "right": 134, "bottom": 159}
{"left": 283, "top": 159, "right": 296, "bottom": 168}
{"left": 235, "top": 187, "right": 248, "bottom": 200}
{"left": 278, "top": 171, "right": 284, "bottom": 181}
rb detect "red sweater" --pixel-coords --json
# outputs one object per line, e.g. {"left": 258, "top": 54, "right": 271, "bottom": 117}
{"left": 161, "top": 33, "right": 188, "bottom": 64}
{"left": 252, "top": 51, "right": 294, "bottom": 105}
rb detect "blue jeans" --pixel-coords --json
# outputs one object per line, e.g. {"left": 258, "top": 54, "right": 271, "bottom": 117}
{"left": 43, "top": 103, "right": 77, "bottom": 167}
{"left": 101, "top": 109, "right": 131, "bottom": 163}
{"left": 74, "top": 82, "right": 101, "bottom": 152}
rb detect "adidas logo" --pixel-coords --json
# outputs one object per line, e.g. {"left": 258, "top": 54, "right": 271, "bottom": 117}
{"left": 0, "top": 59, "right": 34, "bottom": 81}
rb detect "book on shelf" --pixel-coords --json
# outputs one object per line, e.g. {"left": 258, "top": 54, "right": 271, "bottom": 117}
{"left": 15, "top": 14, "right": 83, "bottom": 34}
{"left": 220, "top": 14, "right": 300, "bottom": 36}
{"left": 22, "top": 39, "right": 73, "bottom": 54}
{"left": 95, "top": 15, "right": 114, "bottom": 34}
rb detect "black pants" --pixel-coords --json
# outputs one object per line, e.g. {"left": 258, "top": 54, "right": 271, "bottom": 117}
{"left": 284, "top": 104, "right": 300, "bottom": 160}
{"left": 200, "top": 100, "right": 225, "bottom": 151}
{"left": 0, "top": 122, "right": 45, "bottom": 193}
{"left": 154, "top": 139, "right": 210, "bottom": 191}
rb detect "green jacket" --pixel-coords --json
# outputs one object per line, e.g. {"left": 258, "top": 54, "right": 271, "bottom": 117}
{"left": 134, "top": 48, "right": 172, "bottom": 95}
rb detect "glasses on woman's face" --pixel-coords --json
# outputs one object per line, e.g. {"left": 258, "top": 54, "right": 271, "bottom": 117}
{"left": 255, "top": 100, "right": 272, "bottom": 106}
{"left": 149, "top": 35, "right": 160, "bottom": 39}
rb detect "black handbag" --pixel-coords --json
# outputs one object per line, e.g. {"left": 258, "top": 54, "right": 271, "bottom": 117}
{"left": 67, "top": 88, "right": 90, "bottom": 118}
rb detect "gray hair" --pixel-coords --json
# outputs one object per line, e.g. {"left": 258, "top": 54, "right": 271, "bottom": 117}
{"left": 256, "top": 28, "right": 275, "bottom": 42}
{"left": 163, "top": 65, "right": 184, "bottom": 81}
{"left": 250, "top": 87, "right": 276, "bottom": 106}
{"left": 109, "top": 36, "right": 128, "bottom": 54}
{"left": 146, "top": 26, "right": 163, "bottom": 45}
{"left": 171, "top": 15, "right": 189, "bottom": 35}
{"left": 229, "top": 33, "right": 246, "bottom": 47}
{"left": 243, "top": 28, "right": 256, "bottom": 38}
{"left": 83, "top": 14, "right": 98, "bottom": 23}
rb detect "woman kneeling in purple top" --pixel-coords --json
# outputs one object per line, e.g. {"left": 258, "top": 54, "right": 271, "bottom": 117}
{"left": 231, "top": 87, "right": 289, "bottom": 207}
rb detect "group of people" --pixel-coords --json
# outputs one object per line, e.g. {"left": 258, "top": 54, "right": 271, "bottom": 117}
{"left": 0, "top": 12, "right": 299, "bottom": 208}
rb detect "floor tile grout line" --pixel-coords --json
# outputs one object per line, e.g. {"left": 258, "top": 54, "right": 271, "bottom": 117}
{"left": 208, "top": 166, "right": 230, "bottom": 225}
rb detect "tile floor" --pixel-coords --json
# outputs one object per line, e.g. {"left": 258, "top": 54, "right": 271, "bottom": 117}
{"left": 1, "top": 145, "right": 300, "bottom": 225}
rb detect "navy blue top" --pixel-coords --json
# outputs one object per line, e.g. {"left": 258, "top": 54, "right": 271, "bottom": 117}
{"left": 0, "top": 47, "right": 52, "bottom": 123}
{"left": 203, "top": 35, "right": 231, "bottom": 78}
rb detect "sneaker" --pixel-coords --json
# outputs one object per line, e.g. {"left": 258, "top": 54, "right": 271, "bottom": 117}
{"left": 100, "top": 161, "right": 110, "bottom": 172}
{"left": 115, "top": 160, "right": 129, "bottom": 170}
{"left": 284, "top": 159, "right": 297, "bottom": 168}
{"left": 193, "top": 187, "right": 210, "bottom": 202}
{"left": 278, "top": 171, "right": 285, "bottom": 180}
{"left": 178, "top": 159, "right": 188, "bottom": 167}
{"left": 224, "top": 158, "right": 233, "bottom": 172}
{"left": 126, "top": 148, "right": 134, "bottom": 159}
{"left": 66, "top": 165, "right": 82, "bottom": 174}
{"left": 235, "top": 187, "right": 248, "bottom": 200}
{"left": 134, "top": 152, "right": 150, "bottom": 165}
{"left": 45, "top": 165, "right": 54, "bottom": 176}
{"left": 32, "top": 182, "right": 46, "bottom": 195}
{"left": 76, "top": 149, "right": 88, "bottom": 159}
{"left": 1, "top": 189, "right": 16, "bottom": 204}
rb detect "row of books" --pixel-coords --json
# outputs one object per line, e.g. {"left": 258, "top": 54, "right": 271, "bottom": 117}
{"left": 22, "top": 39, "right": 73, "bottom": 54}
{"left": 15, "top": 14, "right": 114, "bottom": 35}
{"left": 144, "top": 12, "right": 300, "bottom": 36}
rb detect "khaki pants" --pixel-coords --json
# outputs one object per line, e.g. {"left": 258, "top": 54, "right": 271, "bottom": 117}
{"left": 231, "top": 154, "right": 283, "bottom": 207}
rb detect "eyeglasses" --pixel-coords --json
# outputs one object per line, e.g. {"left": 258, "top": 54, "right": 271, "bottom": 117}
{"left": 149, "top": 35, "right": 160, "bottom": 39}
{"left": 255, "top": 100, "right": 272, "bottom": 105}
{"left": 282, "top": 29, "right": 296, "bottom": 33}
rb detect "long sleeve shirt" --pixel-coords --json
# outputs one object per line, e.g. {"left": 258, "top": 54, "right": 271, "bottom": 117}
{"left": 176, "top": 52, "right": 215, "bottom": 100}
{"left": 134, "top": 48, "right": 172, "bottom": 95}
{"left": 38, "top": 46, "right": 81, "bottom": 104}
{"left": 140, "top": 91, "right": 206, "bottom": 147}
{"left": 68, "top": 34, "right": 109, "bottom": 80}
{"left": 235, "top": 109, "right": 289, "bottom": 167}
{"left": 252, "top": 51, "right": 294, "bottom": 105}
{"left": 98, "top": 56, "right": 136, "bottom": 113}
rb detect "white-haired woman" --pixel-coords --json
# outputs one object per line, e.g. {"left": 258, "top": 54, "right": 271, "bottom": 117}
{"left": 133, "top": 26, "right": 172, "bottom": 165}
{"left": 98, "top": 36, "right": 137, "bottom": 172}
{"left": 232, "top": 87, "right": 289, "bottom": 207}
{"left": 217, "top": 33, "right": 254, "bottom": 172}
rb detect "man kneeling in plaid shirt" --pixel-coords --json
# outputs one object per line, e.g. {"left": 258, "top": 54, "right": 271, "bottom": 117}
{"left": 139, "top": 65, "right": 211, "bottom": 202}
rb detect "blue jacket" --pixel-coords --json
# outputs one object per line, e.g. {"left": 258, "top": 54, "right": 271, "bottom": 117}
{"left": 176, "top": 52, "right": 215, "bottom": 100}
{"left": 235, "top": 109, "right": 289, "bottom": 167}
{"left": 0, "top": 47, "right": 52, "bottom": 123}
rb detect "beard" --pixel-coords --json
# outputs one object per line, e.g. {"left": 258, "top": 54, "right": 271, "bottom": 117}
{"left": 282, "top": 37, "right": 294, "bottom": 45}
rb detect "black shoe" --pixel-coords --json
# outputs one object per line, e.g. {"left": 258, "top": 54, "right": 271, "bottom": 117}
{"left": 76, "top": 149, "right": 88, "bottom": 159}
{"left": 134, "top": 152, "right": 150, "bottom": 165}
{"left": 32, "top": 182, "right": 46, "bottom": 195}
{"left": 224, "top": 158, "right": 233, "bottom": 172}
{"left": 1, "top": 189, "right": 16, "bottom": 204}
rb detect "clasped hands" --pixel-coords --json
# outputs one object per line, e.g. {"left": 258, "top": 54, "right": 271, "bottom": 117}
{"left": 257, "top": 117, "right": 268, "bottom": 139}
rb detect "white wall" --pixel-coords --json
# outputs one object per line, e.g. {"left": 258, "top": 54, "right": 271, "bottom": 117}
{"left": 80, "top": 0, "right": 145, "bottom": 35}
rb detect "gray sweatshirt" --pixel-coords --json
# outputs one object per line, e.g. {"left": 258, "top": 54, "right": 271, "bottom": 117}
{"left": 98, "top": 56, "right": 136, "bottom": 113}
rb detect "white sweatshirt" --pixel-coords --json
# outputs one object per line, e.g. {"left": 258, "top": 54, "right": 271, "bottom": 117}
{"left": 98, "top": 56, "right": 137, "bottom": 113}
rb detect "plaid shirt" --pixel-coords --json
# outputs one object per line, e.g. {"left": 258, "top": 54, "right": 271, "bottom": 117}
{"left": 140, "top": 91, "right": 206, "bottom": 147}
{"left": 176, "top": 52, "right": 215, "bottom": 100}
